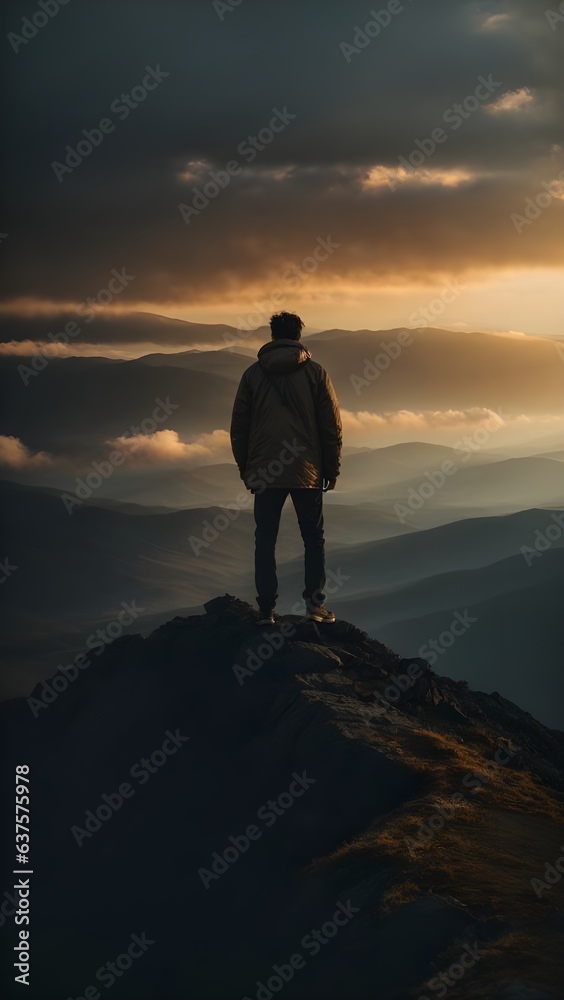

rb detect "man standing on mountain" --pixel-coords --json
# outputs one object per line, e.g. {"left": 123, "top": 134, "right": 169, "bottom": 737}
{"left": 230, "top": 311, "right": 342, "bottom": 625}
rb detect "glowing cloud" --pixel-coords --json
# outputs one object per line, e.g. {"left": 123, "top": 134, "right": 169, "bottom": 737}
{"left": 486, "top": 88, "right": 535, "bottom": 114}
{"left": 482, "top": 13, "right": 511, "bottom": 31}
{"left": 0, "top": 435, "right": 52, "bottom": 468}
{"left": 363, "top": 165, "right": 475, "bottom": 190}
{"left": 341, "top": 408, "right": 507, "bottom": 434}
{"left": 106, "top": 429, "right": 231, "bottom": 465}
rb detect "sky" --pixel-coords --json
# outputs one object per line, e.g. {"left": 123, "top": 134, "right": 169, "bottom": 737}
{"left": 1, "top": 0, "right": 563, "bottom": 357}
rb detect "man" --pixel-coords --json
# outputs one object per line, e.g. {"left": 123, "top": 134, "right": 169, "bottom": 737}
{"left": 230, "top": 311, "right": 342, "bottom": 625}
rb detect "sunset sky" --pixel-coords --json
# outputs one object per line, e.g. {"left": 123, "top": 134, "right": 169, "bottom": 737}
{"left": 2, "top": 0, "right": 563, "bottom": 358}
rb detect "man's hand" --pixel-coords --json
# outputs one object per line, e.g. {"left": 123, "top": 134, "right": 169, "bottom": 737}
{"left": 323, "top": 478, "right": 337, "bottom": 492}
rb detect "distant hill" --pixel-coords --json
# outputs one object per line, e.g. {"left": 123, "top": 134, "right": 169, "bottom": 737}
{"left": 276, "top": 508, "right": 564, "bottom": 726}
{"left": 0, "top": 356, "right": 237, "bottom": 456}
{"left": 0, "top": 479, "right": 413, "bottom": 696}
{"left": 374, "top": 568, "right": 564, "bottom": 729}
{"left": 307, "top": 326, "right": 564, "bottom": 412}
{"left": 332, "top": 547, "right": 564, "bottom": 729}
{"left": 3, "top": 324, "right": 564, "bottom": 459}
{"left": 3, "top": 476, "right": 562, "bottom": 728}
{"left": 4, "top": 431, "right": 562, "bottom": 518}
{"left": 336, "top": 453, "right": 564, "bottom": 519}
{"left": 0, "top": 310, "right": 266, "bottom": 350}
{"left": 137, "top": 348, "right": 250, "bottom": 381}
{"left": 279, "top": 508, "right": 564, "bottom": 597}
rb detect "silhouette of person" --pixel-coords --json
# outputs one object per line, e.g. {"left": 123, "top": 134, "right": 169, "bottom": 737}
{"left": 231, "top": 312, "right": 342, "bottom": 624}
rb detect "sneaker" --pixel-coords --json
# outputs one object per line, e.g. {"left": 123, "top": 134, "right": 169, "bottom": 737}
{"left": 256, "top": 610, "right": 277, "bottom": 626}
{"left": 305, "top": 603, "right": 336, "bottom": 623}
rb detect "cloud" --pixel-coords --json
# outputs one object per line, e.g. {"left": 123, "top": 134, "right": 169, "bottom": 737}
{"left": 483, "top": 329, "right": 528, "bottom": 339}
{"left": 341, "top": 408, "right": 507, "bottom": 435}
{"left": 0, "top": 436, "right": 52, "bottom": 469}
{"left": 0, "top": 339, "right": 84, "bottom": 358}
{"left": 2, "top": 0, "right": 563, "bottom": 315}
{"left": 486, "top": 88, "right": 536, "bottom": 114}
{"left": 481, "top": 13, "right": 512, "bottom": 31}
{"left": 3, "top": 157, "right": 563, "bottom": 315}
{"left": 339, "top": 408, "right": 564, "bottom": 452}
{"left": 363, "top": 166, "right": 477, "bottom": 190}
{"left": 106, "top": 429, "right": 231, "bottom": 465}
{"left": 0, "top": 429, "right": 230, "bottom": 476}
{"left": 0, "top": 336, "right": 260, "bottom": 358}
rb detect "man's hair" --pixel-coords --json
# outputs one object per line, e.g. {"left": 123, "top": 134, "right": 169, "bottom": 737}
{"left": 270, "top": 312, "right": 304, "bottom": 341}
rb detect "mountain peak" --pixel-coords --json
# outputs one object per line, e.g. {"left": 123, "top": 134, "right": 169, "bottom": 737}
{"left": 2, "top": 597, "right": 563, "bottom": 998}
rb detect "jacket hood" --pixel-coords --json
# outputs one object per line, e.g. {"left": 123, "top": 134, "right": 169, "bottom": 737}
{"left": 257, "top": 339, "right": 312, "bottom": 375}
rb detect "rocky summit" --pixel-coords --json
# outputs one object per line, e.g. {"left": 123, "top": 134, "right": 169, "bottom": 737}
{"left": 1, "top": 595, "right": 563, "bottom": 999}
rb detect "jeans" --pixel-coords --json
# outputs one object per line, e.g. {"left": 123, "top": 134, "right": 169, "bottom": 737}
{"left": 254, "top": 488, "right": 326, "bottom": 611}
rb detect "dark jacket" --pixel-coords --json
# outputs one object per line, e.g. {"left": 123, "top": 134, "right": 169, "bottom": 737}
{"left": 230, "top": 338, "right": 342, "bottom": 490}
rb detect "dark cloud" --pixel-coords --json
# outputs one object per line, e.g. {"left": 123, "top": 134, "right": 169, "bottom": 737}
{"left": 1, "top": 0, "right": 562, "bottom": 308}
